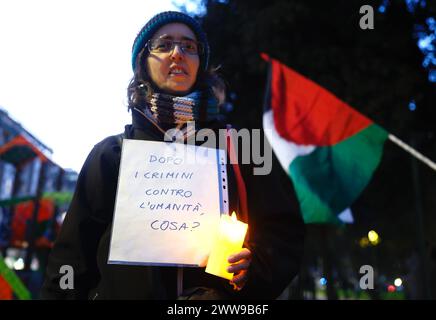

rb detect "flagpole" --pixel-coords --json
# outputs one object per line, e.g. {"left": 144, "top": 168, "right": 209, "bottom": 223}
{"left": 388, "top": 134, "right": 436, "bottom": 172}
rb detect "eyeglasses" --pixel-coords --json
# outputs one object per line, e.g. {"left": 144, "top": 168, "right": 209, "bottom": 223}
{"left": 147, "top": 38, "right": 203, "bottom": 55}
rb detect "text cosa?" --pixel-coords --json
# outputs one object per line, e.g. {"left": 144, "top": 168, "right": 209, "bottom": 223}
{"left": 150, "top": 220, "right": 200, "bottom": 232}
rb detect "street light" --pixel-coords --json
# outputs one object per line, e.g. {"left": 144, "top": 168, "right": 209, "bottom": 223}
{"left": 368, "top": 230, "right": 380, "bottom": 245}
{"left": 359, "top": 237, "right": 370, "bottom": 248}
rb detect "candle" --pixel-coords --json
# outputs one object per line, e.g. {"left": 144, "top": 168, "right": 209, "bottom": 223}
{"left": 205, "top": 211, "right": 248, "bottom": 280}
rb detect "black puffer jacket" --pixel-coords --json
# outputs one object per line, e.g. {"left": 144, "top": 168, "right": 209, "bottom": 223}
{"left": 40, "top": 112, "right": 305, "bottom": 299}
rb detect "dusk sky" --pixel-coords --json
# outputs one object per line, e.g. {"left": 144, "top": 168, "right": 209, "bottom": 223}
{"left": 0, "top": 0, "right": 200, "bottom": 172}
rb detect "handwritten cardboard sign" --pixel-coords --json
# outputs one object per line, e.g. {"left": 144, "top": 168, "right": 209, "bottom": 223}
{"left": 108, "top": 139, "right": 228, "bottom": 267}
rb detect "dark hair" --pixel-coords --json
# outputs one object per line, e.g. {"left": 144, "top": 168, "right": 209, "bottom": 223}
{"left": 127, "top": 47, "right": 226, "bottom": 111}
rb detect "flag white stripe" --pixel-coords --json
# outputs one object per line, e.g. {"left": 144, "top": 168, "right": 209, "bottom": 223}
{"left": 263, "top": 109, "right": 316, "bottom": 173}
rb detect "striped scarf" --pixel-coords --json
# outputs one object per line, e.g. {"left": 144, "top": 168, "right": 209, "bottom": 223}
{"left": 142, "top": 89, "right": 220, "bottom": 125}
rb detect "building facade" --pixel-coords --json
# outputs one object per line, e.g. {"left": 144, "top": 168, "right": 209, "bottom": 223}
{"left": 0, "top": 107, "right": 78, "bottom": 299}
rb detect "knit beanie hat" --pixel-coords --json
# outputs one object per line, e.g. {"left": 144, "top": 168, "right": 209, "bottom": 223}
{"left": 131, "top": 11, "right": 210, "bottom": 72}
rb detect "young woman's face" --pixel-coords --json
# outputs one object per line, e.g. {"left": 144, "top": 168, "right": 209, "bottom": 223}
{"left": 146, "top": 23, "right": 200, "bottom": 95}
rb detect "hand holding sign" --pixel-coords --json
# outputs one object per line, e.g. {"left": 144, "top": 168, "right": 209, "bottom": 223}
{"left": 108, "top": 139, "right": 228, "bottom": 267}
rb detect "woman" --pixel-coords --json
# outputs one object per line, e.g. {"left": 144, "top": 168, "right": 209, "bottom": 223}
{"left": 41, "top": 11, "right": 305, "bottom": 300}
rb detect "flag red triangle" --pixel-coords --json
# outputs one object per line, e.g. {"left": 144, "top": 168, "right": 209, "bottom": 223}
{"left": 261, "top": 53, "right": 371, "bottom": 146}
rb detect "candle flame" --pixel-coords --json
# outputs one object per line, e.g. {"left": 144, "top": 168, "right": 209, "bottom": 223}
{"left": 231, "top": 211, "right": 237, "bottom": 221}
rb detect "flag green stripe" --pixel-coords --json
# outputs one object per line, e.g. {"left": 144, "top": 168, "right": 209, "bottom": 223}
{"left": 42, "top": 191, "right": 73, "bottom": 205}
{"left": 0, "top": 255, "right": 31, "bottom": 300}
{"left": 289, "top": 124, "right": 388, "bottom": 224}
{"left": 0, "top": 196, "right": 34, "bottom": 207}
{"left": 0, "top": 192, "right": 73, "bottom": 208}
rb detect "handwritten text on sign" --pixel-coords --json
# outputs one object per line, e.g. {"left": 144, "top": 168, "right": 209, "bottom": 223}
{"left": 108, "top": 139, "right": 228, "bottom": 266}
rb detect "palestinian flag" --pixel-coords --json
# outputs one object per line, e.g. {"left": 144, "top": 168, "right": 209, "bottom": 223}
{"left": 261, "top": 53, "right": 388, "bottom": 225}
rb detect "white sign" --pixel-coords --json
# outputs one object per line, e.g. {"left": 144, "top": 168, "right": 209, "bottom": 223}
{"left": 108, "top": 139, "right": 228, "bottom": 267}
